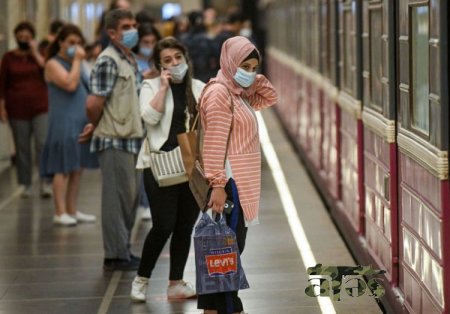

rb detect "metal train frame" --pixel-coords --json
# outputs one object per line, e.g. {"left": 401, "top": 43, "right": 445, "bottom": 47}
{"left": 264, "top": 0, "right": 449, "bottom": 313}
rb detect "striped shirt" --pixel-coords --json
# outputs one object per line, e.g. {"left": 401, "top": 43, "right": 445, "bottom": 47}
{"left": 200, "top": 74, "right": 277, "bottom": 224}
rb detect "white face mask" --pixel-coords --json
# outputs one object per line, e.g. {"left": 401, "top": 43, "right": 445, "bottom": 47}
{"left": 240, "top": 28, "right": 252, "bottom": 38}
{"left": 169, "top": 62, "right": 188, "bottom": 81}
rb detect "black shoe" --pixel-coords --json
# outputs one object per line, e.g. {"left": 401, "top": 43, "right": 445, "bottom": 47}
{"left": 103, "top": 258, "right": 117, "bottom": 271}
{"left": 103, "top": 258, "right": 140, "bottom": 271}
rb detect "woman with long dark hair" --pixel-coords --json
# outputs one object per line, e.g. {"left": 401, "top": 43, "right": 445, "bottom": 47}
{"left": 130, "top": 37, "right": 205, "bottom": 301}
{"left": 40, "top": 24, "right": 98, "bottom": 226}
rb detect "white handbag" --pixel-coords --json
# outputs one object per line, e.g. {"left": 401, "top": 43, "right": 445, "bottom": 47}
{"left": 146, "top": 140, "right": 188, "bottom": 187}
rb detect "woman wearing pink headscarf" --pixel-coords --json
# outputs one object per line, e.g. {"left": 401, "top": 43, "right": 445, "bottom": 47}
{"left": 198, "top": 36, "right": 277, "bottom": 314}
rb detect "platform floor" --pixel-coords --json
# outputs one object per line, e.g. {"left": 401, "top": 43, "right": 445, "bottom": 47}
{"left": 0, "top": 109, "right": 384, "bottom": 314}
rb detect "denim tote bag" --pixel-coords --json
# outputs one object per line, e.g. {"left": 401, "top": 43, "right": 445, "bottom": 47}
{"left": 194, "top": 211, "right": 250, "bottom": 294}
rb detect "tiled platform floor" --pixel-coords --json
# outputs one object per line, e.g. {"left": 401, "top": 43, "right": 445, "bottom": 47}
{"left": 0, "top": 109, "right": 384, "bottom": 314}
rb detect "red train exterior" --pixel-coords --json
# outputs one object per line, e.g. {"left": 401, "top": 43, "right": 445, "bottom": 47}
{"left": 264, "top": 0, "right": 449, "bottom": 313}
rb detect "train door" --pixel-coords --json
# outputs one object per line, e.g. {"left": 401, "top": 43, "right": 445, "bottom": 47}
{"left": 335, "top": 0, "right": 364, "bottom": 236}
{"left": 361, "top": 0, "right": 399, "bottom": 310}
{"left": 397, "top": 0, "right": 448, "bottom": 313}
{"left": 319, "top": 0, "right": 340, "bottom": 200}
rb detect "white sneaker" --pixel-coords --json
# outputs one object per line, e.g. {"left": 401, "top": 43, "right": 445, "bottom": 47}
{"left": 53, "top": 213, "right": 77, "bottom": 226}
{"left": 167, "top": 281, "right": 196, "bottom": 299}
{"left": 130, "top": 276, "right": 149, "bottom": 302}
{"left": 21, "top": 186, "right": 32, "bottom": 198}
{"left": 72, "top": 211, "right": 96, "bottom": 223}
{"left": 139, "top": 206, "right": 151, "bottom": 220}
{"left": 40, "top": 182, "right": 52, "bottom": 198}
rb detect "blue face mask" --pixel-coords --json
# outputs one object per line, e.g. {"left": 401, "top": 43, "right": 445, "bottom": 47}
{"left": 139, "top": 46, "right": 153, "bottom": 58}
{"left": 121, "top": 29, "right": 138, "bottom": 49}
{"left": 66, "top": 46, "right": 76, "bottom": 58}
{"left": 233, "top": 67, "right": 257, "bottom": 88}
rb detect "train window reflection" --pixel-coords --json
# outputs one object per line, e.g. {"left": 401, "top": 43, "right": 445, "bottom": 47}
{"left": 411, "top": 5, "right": 429, "bottom": 134}
{"left": 343, "top": 10, "right": 354, "bottom": 93}
{"left": 370, "top": 9, "right": 383, "bottom": 111}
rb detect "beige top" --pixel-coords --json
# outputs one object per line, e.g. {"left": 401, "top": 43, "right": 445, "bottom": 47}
{"left": 93, "top": 46, "right": 143, "bottom": 139}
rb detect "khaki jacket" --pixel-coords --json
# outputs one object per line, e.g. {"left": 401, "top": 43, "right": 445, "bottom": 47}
{"left": 93, "top": 46, "right": 143, "bottom": 138}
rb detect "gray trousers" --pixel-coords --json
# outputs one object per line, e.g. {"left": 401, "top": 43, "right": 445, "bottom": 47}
{"left": 98, "top": 148, "right": 140, "bottom": 260}
{"left": 9, "top": 113, "right": 48, "bottom": 185}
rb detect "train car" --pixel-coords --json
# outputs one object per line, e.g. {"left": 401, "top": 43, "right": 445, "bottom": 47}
{"left": 264, "top": 0, "right": 449, "bottom": 313}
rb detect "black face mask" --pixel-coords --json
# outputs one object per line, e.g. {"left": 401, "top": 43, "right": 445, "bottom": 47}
{"left": 17, "top": 41, "right": 30, "bottom": 50}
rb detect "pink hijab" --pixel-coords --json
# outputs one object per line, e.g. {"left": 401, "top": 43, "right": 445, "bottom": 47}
{"left": 215, "top": 36, "right": 260, "bottom": 95}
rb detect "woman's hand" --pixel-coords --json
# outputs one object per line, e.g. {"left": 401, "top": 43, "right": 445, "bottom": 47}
{"left": 0, "top": 106, "right": 7, "bottom": 123}
{"left": 160, "top": 68, "right": 172, "bottom": 89}
{"left": 29, "top": 40, "right": 38, "bottom": 53}
{"left": 78, "top": 123, "right": 95, "bottom": 142}
{"left": 28, "top": 40, "right": 45, "bottom": 67}
{"left": 74, "top": 45, "right": 86, "bottom": 60}
{"left": 208, "top": 187, "right": 228, "bottom": 213}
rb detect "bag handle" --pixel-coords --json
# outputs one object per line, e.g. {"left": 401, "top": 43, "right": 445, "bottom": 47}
{"left": 190, "top": 111, "right": 200, "bottom": 132}
{"left": 194, "top": 81, "right": 234, "bottom": 167}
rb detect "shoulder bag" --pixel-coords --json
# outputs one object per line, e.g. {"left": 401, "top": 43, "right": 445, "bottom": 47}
{"left": 146, "top": 139, "right": 189, "bottom": 187}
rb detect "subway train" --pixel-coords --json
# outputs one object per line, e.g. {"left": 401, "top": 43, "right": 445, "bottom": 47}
{"left": 264, "top": 0, "right": 449, "bottom": 313}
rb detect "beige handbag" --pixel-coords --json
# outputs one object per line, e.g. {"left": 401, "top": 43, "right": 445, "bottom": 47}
{"left": 177, "top": 113, "right": 199, "bottom": 179}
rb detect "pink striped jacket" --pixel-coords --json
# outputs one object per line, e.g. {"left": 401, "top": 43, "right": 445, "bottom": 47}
{"left": 199, "top": 36, "right": 277, "bottom": 225}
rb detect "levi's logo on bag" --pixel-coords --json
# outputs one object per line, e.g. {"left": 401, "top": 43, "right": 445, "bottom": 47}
{"left": 205, "top": 247, "right": 238, "bottom": 276}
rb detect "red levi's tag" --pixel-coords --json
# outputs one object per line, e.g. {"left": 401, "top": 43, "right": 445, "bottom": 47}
{"left": 205, "top": 247, "right": 238, "bottom": 276}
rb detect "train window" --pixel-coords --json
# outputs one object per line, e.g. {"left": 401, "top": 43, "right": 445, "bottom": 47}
{"left": 343, "top": 10, "right": 354, "bottom": 93}
{"left": 369, "top": 8, "right": 383, "bottom": 111}
{"left": 410, "top": 5, "right": 429, "bottom": 135}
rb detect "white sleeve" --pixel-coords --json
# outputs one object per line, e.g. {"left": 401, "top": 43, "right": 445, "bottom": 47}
{"left": 139, "top": 80, "right": 163, "bottom": 125}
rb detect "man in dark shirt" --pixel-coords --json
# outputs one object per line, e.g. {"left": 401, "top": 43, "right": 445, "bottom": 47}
{"left": 213, "top": 12, "right": 244, "bottom": 61}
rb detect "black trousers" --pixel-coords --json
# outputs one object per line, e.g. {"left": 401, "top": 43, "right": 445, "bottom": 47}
{"left": 137, "top": 169, "right": 200, "bottom": 280}
{"left": 197, "top": 179, "right": 248, "bottom": 314}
